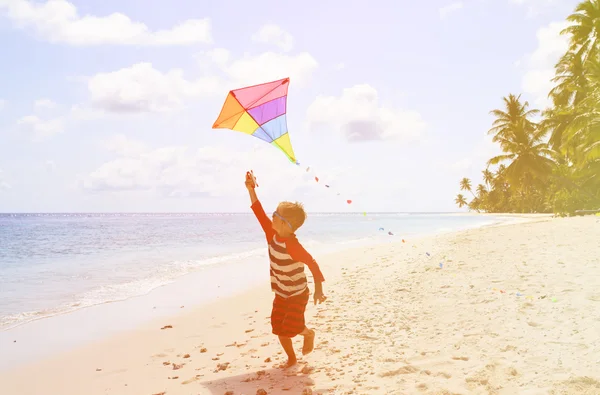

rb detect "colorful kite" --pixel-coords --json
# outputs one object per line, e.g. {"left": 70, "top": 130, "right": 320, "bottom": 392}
{"left": 212, "top": 77, "right": 296, "bottom": 163}
{"left": 212, "top": 78, "right": 397, "bottom": 237}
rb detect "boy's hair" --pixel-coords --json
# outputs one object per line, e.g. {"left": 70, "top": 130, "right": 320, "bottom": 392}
{"left": 277, "top": 201, "right": 307, "bottom": 231}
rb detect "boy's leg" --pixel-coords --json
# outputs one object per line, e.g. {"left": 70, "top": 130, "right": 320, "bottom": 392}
{"left": 301, "top": 326, "right": 316, "bottom": 355}
{"left": 272, "top": 295, "right": 298, "bottom": 367}
{"left": 289, "top": 290, "right": 315, "bottom": 355}
{"left": 277, "top": 336, "right": 297, "bottom": 367}
{"left": 274, "top": 289, "right": 313, "bottom": 365}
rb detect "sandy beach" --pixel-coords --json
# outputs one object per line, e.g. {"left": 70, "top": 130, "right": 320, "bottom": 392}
{"left": 1, "top": 215, "right": 599, "bottom": 395}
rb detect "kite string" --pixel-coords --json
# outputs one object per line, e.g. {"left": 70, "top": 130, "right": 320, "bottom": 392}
{"left": 294, "top": 163, "right": 395, "bottom": 236}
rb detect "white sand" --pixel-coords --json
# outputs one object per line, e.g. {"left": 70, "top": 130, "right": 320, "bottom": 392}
{"left": 1, "top": 216, "right": 599, "bottom": 395}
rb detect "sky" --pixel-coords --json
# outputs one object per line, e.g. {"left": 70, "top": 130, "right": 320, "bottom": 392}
{"left": 0, "top": 0, "right": 581, "bottom": 213}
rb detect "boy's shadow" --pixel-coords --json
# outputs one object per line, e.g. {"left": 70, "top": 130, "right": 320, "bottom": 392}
{"left": 199, "top": 366, "right": 315, "bottom": 394}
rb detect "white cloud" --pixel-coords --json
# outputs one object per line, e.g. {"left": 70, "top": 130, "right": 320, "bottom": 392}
{"left": 87, "top": 62, "right": 222, "bottom": 113}
{"left": 0, "top": 0, "right": 212, "bottom": 46}
{"left": 84, "top": 46, "right": 318, "bottom": 115}
{"left": 201, "top": 49, "right": 319, "bottom": 88}
{"left": 0, "top": 99, "right": 5, "bottom": 109}
{"left": 306, "top": 84, "right": 426, "bottom": 142}
{"left": 69, "top": 104, "right": 106, "bottom": 121}
{"left": 251, "top": 24, "right": 293, "bottom": 52}
{"left": 15, "top": 103, "right": 105, "bottom": 142}
{"left": 34, "top": 98, "right": 57, "bottom": 109}
{"left": 80, "top": 135, "right": 322, "bottom": 200}
{"left": 204, "top": 48, "right": 230, "bottom": 67}
{"left": 334, "top": 63, "right": 346, "bottom": 70}
{"left": 17, "top": 114, "right": 65, "bottom": 141}
{"left": 103, "top": 134, "right": 148, "bottom": 157}
{"left": 509, "top": 0, "right": 559, "bottom": 15}
{"left": 520, "top": 21, "right": 570, "bottom": 109}
{"left": 439, "top": 2, "right": 464, "bottom": 19}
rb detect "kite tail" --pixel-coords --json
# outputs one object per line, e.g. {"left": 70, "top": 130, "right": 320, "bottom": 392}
{"left": 294, "top": 162, "right": 396, "bottom": 237}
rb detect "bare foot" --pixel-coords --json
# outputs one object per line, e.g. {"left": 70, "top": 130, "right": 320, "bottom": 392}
{"left": 302, "top": 329, "right": 316, "bottom": 355}
{"left": 277, "top": 358, "right": 297, "bottom": 369}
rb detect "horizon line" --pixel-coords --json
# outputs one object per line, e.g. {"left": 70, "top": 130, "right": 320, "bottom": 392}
{"left": 0, "top": 211, "right": 465, "bottom": 215}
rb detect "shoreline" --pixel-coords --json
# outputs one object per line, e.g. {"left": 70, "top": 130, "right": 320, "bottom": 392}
{"left": 7, "top": 218, "right": 600, "bottom": 395}
{"left": 0, "top": 215, "right": 523, "bottom": 370}
{"left": 5, "top": 214, "right": 598, "bottom": 394}
{"left": 0, "top": 213, "right": 521, "bottom": 335}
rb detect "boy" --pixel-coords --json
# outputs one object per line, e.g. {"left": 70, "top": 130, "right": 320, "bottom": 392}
{"left": 245, "top": 171, "right": 327, "bottom": 368}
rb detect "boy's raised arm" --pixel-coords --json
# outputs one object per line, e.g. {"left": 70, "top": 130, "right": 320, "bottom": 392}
{"left": 246, "top": 172, "right": 273, "bottom": 239}
{"left": 247, "top": 182, "right": 258, "bottom": 205}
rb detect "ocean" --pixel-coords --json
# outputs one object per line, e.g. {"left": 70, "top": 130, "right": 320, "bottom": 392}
{"left": 0, "top": 212, "right": 508, "bottom": 332}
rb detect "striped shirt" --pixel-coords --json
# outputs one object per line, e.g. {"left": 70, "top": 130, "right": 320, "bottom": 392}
{"left": 251, "top": 200, "right": 325, "bottom": 298}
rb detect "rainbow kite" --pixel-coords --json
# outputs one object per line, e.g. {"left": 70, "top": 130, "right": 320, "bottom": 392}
{"left": 212, "top": 77, "right": 297, "bottom": 163}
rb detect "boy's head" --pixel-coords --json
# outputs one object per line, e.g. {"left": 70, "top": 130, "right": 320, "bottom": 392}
{"left": 272, "top": 201, "right": 306, "bottom": 236}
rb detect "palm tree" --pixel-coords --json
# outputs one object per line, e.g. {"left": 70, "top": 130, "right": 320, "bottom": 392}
{"left": 455, "top": 194, "right": 468, "bottom": 208}
{"left": 482, "top": 169, "right": 494, "bottom": 186}
{"left": 459, "top": 177, "right": 476, "bottom": 199}
{"left": 542, "top": 1, "right": 600, "bottom": 210}
{"left": 561, "top": 0, "right": 600, "bottom": 65}
{"left": 450, "top": 1, "right": 600, "bottom": 214}
{"left": 468, "top": 197, "right": 482, "bottom": 213}
{"left": 546, "top": 49, "right": 600, "bottom": 205}
{"left": 487, "top": 95, "right": 555, "bottom": 188}
{"left": 549, "top": 50, "right": 589, "bottom": 108}
{"left": 542, "top": 50, "right": 593, "bottom": 156}
{"left": 487, "top": 128, "right": 555, "bottom": 185}
{"left": 488, "top": 94, "right": 539, "bottom": 145}
{"left": 564, "top": 55, "right": 600, "bottom": 162}
{"left": 476, "top": 184, "right": 488, "bottom": 197}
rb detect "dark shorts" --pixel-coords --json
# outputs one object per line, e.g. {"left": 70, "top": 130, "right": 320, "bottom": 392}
{"left": 271, "top": 288, "right": 310, "bottom": 338}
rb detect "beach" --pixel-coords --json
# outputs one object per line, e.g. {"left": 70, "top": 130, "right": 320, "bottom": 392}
{"left": 1, "top": 215, "right": 599, "bottom": 394}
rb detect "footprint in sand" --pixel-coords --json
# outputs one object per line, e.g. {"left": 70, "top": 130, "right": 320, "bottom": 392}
{"left": 181, "top": 375, "right": 203, "bottom": 384}
{"left": 550, "top": 376, "right": 600, "bottom": 394}
{"left": 379, "top": 365, "right": 419, "bottom": 377}
{"left": 587, "top": 293, "right": 600, "bottom": 302}
{"left": 452, "top": 356, "right": 469, "bottom": 361}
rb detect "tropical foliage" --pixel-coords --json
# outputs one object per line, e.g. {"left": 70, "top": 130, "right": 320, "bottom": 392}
{"left": 455, "top": 0, "right": 600, "bottom": 215}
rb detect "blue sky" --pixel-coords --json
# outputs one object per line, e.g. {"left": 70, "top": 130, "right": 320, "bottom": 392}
{"left": 0, "top": 0, "right": 579, "bottom": 212}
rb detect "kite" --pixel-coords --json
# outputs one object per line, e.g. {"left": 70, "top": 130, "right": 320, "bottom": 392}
{"left": 212, "top": 77, "right": 297, "bottom": 164}
{"left": 212, "top": 78, "right": 398, "bottom": 238}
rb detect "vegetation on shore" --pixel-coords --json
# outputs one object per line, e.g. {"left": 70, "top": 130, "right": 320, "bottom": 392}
{"left": 455, "top": 0, "right": 600, "bottom": 215}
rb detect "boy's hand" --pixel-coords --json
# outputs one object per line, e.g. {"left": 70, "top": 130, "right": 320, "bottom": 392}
{"left": 245, "top": 171, "right": 257, "bottom": 190}
{"left": 313, "top": 288, "right": 327, "bottom": 305}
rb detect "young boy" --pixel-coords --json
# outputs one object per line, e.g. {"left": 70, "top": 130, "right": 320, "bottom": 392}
{"left": 245, "top": 171, "right": 327, "bottom": 367}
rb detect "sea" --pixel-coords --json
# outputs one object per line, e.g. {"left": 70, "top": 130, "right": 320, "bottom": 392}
{"left": 0, "top": 211, "right": 511, "bottom": 333}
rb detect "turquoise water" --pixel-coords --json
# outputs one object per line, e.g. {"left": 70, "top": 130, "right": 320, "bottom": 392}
{"left": 0, "top": 212, "right": 506, "bottom": 330}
